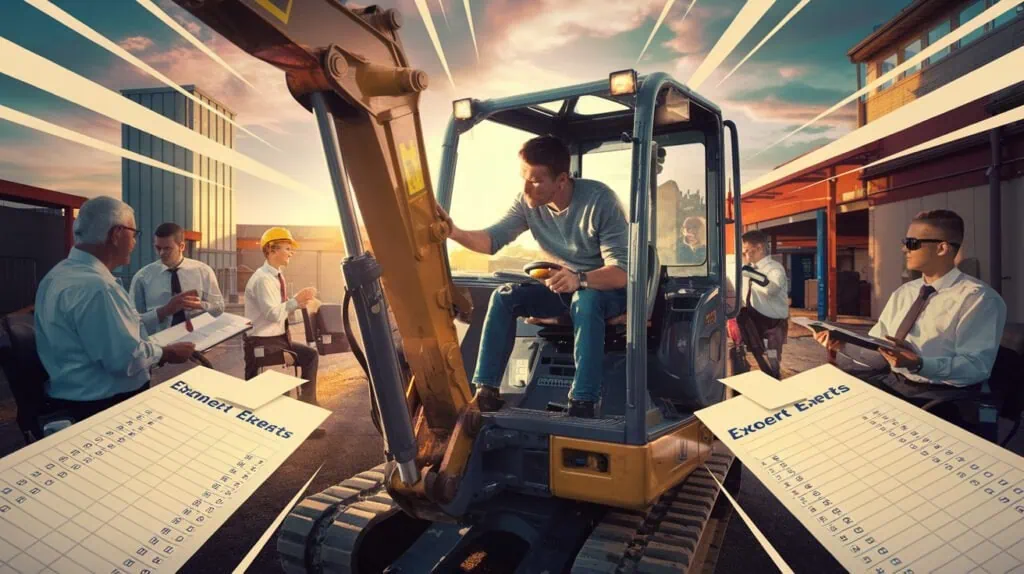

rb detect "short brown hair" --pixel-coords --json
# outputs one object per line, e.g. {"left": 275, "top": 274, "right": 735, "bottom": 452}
{"left": 913, "top": 210, "right": 964, "bottom": 251}
{"left": 741, "top": 229, "right": 769, "bottom": 248}
{"left": 519, "top": 135, "right": 570, "bottom": 179}
{"left": 262, "top": 239, "right": 292, "bottom": 257}
{"left": 154, "top": 222, "right": 184, "bottom": 243}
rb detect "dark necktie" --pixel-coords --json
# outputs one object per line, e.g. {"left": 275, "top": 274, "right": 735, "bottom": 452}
{"left": 278, "top": 273, "right": 291, "bottom": 343}
{"left": 893, "top": 284, "right": 937, "bottom": 342}
{"left": 169, "top": 268, "right": 187, "bottom": 326}
{"left": 745, "top": 264, "right": 757, "bottom": 307}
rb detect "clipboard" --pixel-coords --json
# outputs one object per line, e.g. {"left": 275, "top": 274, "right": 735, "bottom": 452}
{"left": 149, "top": 312, "right": 253, "bottom": 352}
{"left": 791, "top": 316, "right": 897, "bottom": 352}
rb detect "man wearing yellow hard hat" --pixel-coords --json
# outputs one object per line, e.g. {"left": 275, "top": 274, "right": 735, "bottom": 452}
{"left": 243, "top": 227, "right": 324, "bottom": 436}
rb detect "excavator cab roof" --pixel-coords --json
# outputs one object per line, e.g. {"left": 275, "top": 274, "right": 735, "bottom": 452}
{"left": 446, "top": 72, "right": 723, "bottom": 152}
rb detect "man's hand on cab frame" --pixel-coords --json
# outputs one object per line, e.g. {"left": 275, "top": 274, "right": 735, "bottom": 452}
{"left": 545, "top": 267, "right": 581, "bottom": 294}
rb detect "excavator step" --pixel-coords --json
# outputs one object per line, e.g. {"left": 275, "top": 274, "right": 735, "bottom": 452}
{"left": 571, "top": 443, "right": 737, "bottom": 573}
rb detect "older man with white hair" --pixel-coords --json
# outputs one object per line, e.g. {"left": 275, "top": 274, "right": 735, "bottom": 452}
{"left": 34, "top": 196, "right": 196, "bottom": 422}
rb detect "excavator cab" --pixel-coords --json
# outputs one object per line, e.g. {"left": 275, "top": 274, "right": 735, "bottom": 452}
{"left": 439, "top": 71, "right": 744, "bottom": 469}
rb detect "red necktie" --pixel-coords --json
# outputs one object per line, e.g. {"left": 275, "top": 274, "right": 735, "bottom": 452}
{"left": 278, "top": 273, "right": 291, "bottom": 342}
{"left": 893, "top": 285, "right": 936, "bottom": 342}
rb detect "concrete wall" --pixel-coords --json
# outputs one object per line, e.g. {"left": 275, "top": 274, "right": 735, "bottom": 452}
{"left": 869, "top": 177, "right": 1022, "bottom": 322}
{"left": 0, "top": 206, "right": 65, "bottom": 313}
{"left": 236, "top": 225, "right": 348, "bottom": 305}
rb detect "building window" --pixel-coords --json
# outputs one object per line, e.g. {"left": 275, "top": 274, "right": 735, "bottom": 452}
{"left": 993, "top": 1, "right": 1023, "bottom": 28}
{"left": 901, "top": 38, "right": 922, "bottom": 78}
{"left": 925, "top": 20, "right": 951, "bottom": 66}
{"left": 958, "top": 0, "right": 986, "bottom": 47}
{"left": 878, "top": 53, "right": 897, "bottom": 91}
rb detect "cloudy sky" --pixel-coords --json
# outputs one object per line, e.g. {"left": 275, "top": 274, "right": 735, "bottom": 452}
{"left": 0, "top": 0, "right": 908, "bottom": 226}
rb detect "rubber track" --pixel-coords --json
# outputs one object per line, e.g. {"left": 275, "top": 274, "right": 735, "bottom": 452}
{"left": 277, "top": 464, "right": 397, "bottom": 574}
{"left": 571, "top": 444, "right": 735, "bottom": 573}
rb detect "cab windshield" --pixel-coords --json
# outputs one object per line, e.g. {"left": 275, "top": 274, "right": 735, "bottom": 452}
{"left": 447, "top": 117, "right": 708, "bottom": 277}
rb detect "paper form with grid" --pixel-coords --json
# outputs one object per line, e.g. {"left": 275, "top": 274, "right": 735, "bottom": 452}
{"left": 696, "top": 364, "right": 1024, "bottom": 574}
{"left": 0, "top": 366, "right": 328, "bottom": 574}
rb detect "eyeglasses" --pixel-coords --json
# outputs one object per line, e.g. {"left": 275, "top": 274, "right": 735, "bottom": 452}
{"left": 902, "top": 237, "right": 960, "bottom": 251}
{"left": 114, "top": 225, "right": 142, "bottom": 238}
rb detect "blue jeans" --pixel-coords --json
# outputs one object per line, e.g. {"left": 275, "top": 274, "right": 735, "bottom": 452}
{"left": 472, "top": 283, "right": 628, "bottom": 402}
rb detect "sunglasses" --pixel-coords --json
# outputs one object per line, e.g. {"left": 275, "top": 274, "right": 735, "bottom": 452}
{"left": 902, "top": 237, "right": 960, "bottom": 251}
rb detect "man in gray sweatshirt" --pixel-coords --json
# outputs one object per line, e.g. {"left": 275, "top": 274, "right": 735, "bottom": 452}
{"left": 437, "top": 135, "right": 629, "bottom": 418}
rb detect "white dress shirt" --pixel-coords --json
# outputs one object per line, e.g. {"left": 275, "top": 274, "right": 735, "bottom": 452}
{"left": 34, "top": 248, "right": 163, "bottom": 401}
{"left": 244, "top": 261, "right": 299, "bottom": 337}
{"left": 128, "top": 256, "right": 225, "bottom": 333}
{"left": 744, "top": 255, "right": 789, "bottom": 319}
{"left": 869, "top": 267, "right": 1006, "bottom": 386}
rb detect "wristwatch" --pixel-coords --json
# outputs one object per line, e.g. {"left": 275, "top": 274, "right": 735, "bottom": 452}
{"left": 577, "top": 270, "right": 588, "bottom": 289}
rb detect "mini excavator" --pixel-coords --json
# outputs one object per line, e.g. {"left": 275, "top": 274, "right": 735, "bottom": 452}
{"left": 171, "top": 0, "right": 747, "bottom": 571}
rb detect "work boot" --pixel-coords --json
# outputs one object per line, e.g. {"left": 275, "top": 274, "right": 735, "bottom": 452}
{"left": 473, "top": 385, "right": 503, "bottom": 412}
{"left": 567, "top": 399, "right": 595, "bottom": 419}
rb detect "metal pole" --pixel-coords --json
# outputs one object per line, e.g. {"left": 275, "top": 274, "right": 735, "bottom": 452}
{"left": 989, "top": 127, "right": 1002, "bottom": 294}
{"left": 827, "top": 170, "right": 838, "bottom": 321}
{"left": 309, "top": 92, "right": 420, "bottom": 486}
{"left": 816, "top": 210, "right": 827, "bottom": 321}
{"left": 311, "top": 93, "right": 365, "bottom": 259}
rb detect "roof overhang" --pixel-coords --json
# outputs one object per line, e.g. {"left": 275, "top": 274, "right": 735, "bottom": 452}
{"left": 847, "top": 0, "right": 965, "bottom": 63}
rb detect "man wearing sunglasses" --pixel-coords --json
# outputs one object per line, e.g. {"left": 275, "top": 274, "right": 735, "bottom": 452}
{"left": 34, "top": 196, "right": 197, "bottom": 422}
{"left": 815, "top": 210, "right": 1006, "bottom": 416}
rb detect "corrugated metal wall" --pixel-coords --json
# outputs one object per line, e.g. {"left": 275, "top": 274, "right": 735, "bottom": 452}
{"left": 192, "top": 89, "right": 237, "bottom": 298}
{"left": 120, "top": 86, "right": 237, "bottom": 297}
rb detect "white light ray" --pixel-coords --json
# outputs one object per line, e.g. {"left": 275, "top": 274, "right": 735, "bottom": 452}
{"left": 135, "top": 0, "right": 258, "bottom": 91}
{"left": 758, "top": 0, "right": 1024, "bottom": 155}
{"left": 25, "top": 0, "right": 278, "bottom": 151}
{"left": 437, "top": 0, "right": 449, "bottom": 27}
{"left": 463, "top": 0, "right": 480, "bottom": 62}
{"left": 790, "top": 104, "right": 1024, "bottom": 196}
{"left": 413, "top": 0, "right": 456, "bottom": 89}
{"left": 717, "top": 0, "right": 811, "bottom": 87}
{"left": 637, "top": 0, "right": 679, "bottom": 65}
{"left": 232, "top": 465, "right": 323, "bottom": 574}
{"left": 687, "top": 0, "right": 775, "bottom": 90}
{"left": 0, "top": 38, "right": 320, "bottom": 197}
{"left": 0, "top": 104, "right": 232, "bottom": 192}
{"left": 743, "top": 46, "right": 1024, "bottom": 194}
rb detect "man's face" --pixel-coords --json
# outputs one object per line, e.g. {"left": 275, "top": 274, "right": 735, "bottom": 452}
{"left": 903, "top": 221, "right": 952, "bottom": 272}
{"left": 684, "top": 225, "right": 701, "bottom": 246}
{"left": 110, "top": 218, "right": 138, "bottom": 266}
{"left": 742, "top": 242, "right": 764, "bottom": 264}
{"left": 154, "top": 235, "right": 185, "bottom": 267}
{"left": 267, "top": 242, "right": 295, "bottom": 268}
{"left": 520, "top": 161, "right": 565, "bottom": 208}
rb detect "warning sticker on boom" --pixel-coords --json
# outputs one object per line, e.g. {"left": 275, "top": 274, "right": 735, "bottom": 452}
{"left": 255, "top": 0, "right": 293, "bottom": 24}
{"left": 399, "top": 141, "right": 426, "bottom": 197}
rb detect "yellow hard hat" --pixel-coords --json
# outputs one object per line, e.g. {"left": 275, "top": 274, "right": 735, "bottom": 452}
{"left": 260, "top": 226, "right": 299, "bottom": 250}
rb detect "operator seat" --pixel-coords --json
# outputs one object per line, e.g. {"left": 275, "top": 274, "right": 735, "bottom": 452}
{"left": 525, "top": 244, "right": 662, "bottom": 330}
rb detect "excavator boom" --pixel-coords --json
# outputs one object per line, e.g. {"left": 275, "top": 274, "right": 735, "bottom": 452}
{"left": 172, "top": 0, "right": 478, "bottom": 505}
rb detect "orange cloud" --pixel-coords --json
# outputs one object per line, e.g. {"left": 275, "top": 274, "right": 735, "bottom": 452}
{"left": 118, "top": 36, "right": 155, "bottom": 53}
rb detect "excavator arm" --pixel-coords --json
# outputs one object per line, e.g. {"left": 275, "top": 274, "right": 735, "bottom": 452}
{"left": 171, "top": 0, "right": 478, "bottom": 512}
